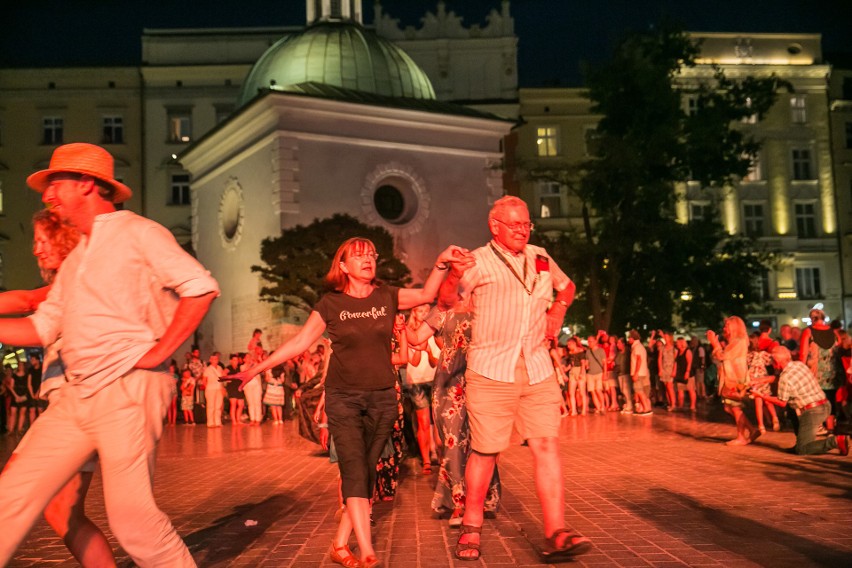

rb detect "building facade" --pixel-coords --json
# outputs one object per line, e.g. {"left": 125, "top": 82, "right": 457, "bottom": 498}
{"left": 829, "top": 61, "right": 852, "bottom": 325}
{"left": 0, "top": 67, "right": 143, "bottom": 291}
{"left": 511, "top": 33, "right": 841, "bottom": 330}
{"left": 0, "top": 1, "right": 517, "bottom": 352}
{"left": 180, "top": 4, "right": 512, "bottom": 352}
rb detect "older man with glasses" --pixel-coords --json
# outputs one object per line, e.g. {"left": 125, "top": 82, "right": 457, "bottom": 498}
{"left": 441, "top": 195, "right": 591, "bottom": 562}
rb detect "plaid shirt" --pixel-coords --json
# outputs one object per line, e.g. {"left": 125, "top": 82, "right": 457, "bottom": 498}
{"left": 777, "top": 360, "right": 827, "bottom": 410}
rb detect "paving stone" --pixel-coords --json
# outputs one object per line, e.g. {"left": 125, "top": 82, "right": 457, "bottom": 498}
{"left": 1, "top": 402, "right": 850, "bottom": 567}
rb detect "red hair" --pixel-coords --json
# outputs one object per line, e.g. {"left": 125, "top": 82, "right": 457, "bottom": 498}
{"left": 324, "top": 237, "right": 377, "bottom": 292}
{"left": 32, "top": 209, "right": 80, "bottom": 284}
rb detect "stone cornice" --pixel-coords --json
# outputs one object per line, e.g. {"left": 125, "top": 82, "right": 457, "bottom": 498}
{"left": 375, "top": 0, "right": 513, "bottom": 40}
{"left": 678, "top": 64, "right": 831, "bottom": 82}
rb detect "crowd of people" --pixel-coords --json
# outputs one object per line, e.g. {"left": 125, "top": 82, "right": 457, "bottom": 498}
{"left": 0, "top": 143, "right": 849, "bottom": 568}
{"left": 546, "top": 317, "right": 850, "bottom": 452}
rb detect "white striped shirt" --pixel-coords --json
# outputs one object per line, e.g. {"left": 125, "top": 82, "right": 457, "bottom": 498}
{"left": 460, "top": 240, "right": 571, "bottom": 384}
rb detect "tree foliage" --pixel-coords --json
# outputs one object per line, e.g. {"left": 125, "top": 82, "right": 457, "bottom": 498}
{"left": 252, "top": 214, "right": 412, "bottom": 310}
{"left": 526, "top": 23, "right": 786, "bottom": 333}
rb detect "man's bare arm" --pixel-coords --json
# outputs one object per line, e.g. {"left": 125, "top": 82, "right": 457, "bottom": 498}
{"left": 135, "top": 292, "right": 217, "bottom": 369}
{"left": 0, "top": 287, "right": 51, "bottom": 315}
{"left": 546, "top": 280, "right": 576, "bottom": 340}
{"left": 0, "top": 318, "right": 43, "bottom": 347}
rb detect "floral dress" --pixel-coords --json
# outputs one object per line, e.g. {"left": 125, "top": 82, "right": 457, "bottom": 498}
{"left": 428, "top": 309, "right": 501, "bottom": 514}
{"left": 374, "top": 379, "right": 404, "bottom": 500}
{"left": 747, "top": 350, "right": 773, "bottom": 396}
{"left": 806, "top": 326, "right": 838, "bottom": 391}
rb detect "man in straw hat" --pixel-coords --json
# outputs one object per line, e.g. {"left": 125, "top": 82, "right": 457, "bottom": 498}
{"left": 0, "top": 143, "right": 218, "bottom": 566}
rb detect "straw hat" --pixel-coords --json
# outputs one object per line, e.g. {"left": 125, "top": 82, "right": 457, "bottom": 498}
{"left": 27, "top": 143, "right": 132, "bottom": 203}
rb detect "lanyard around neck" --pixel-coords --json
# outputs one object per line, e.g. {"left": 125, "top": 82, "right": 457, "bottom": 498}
{"left": 489, "top": 242, "right": 532, "bottom": 295}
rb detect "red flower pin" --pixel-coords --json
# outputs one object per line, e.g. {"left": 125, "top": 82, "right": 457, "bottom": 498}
{"left": 535, "top": 254, "right": 549, "bottom": 273}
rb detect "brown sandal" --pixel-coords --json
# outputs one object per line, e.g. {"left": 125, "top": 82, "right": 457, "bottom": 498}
{"left": 454, "top": 524, "right": 482, "bottom": 561}
{"left": 540, "top": 528, "right": 592, "bottom": 561}
{"left": 329, "top": 541, "right": 361, "bottom": 568}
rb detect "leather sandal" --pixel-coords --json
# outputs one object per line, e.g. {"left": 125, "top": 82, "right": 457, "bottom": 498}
{"left": 361, "top": 555, "right": 381, "bottom": 568}
{"left": 540, "top": 528, "right": 592, "bottom": 561}
{"left": 329, "top": 541, "right": 361, "bottom": 568}
{"left": 454, "top": 524, "right": 482, "bottom": 561}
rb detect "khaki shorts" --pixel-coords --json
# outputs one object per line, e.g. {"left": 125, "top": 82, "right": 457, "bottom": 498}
{"left": 633, "top": 375, "right": 651, "bottom": 397}
{"left": 465, "top": 357, "right": 563, "bottom": 454}
{"left": 676, "top": 376, "right": 695, "bottom": 391}
{"left": 587, "top": 373, "right": 603, "bottom": 392}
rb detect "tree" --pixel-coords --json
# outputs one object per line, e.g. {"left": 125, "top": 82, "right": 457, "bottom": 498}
{"left": 526, "top": 23, "right": 785, "bottom": 333}
{"left": 252, "top": 214, "right": 411, "bottom": 311}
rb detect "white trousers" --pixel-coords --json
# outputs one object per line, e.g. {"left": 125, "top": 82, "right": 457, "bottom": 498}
{"left": 244, "top": 377, "right": 263, "bottom": 422}
{"left": 205, "top": 387, "right": 224, "bottom": 426}
{"left": 0, "top": 369, "right": 196, "bottom": 567}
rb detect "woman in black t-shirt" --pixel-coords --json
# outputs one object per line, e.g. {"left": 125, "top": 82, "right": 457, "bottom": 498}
{"left": 226, "top": 237, "right": 471, "bottom": 568}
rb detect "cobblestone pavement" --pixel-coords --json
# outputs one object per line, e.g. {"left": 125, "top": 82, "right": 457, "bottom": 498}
{"left": 2, "top": 401, "right": 850, "bottom": 567}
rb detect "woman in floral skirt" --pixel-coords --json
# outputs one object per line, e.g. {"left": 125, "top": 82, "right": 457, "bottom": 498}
{"left": 411, "top": 301, "right": 501, "bottom": 526}
{"left": 374, "top": 315, "right": 408, "bottom": 501}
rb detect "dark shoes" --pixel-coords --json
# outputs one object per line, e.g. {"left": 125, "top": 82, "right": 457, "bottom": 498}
{"left": 454, "top": 524, "right": 482, "bottom": 561}
{"left": 540, "top": 528, "right": 592, "bottom": 562}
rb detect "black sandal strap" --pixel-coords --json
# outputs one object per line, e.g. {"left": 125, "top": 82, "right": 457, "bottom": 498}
{"left": 545, "top": 527, "right": 574, "bottom": 546}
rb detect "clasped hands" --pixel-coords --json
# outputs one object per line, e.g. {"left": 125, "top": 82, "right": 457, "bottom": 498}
{"left": 437, "top": 245, "right": 475, "bottom": 277}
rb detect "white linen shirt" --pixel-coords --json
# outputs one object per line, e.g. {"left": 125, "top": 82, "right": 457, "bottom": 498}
{"left": 460, "top": 240, "right": 571, "bottom": 384}
{"left": 630, "top": 341, "right": 650, "bottom": 377}
{"left": 30, "top": 210, "right": 219, "bottom": 397}
{"left": 203, "top": 364, "right": 225, "bottom": 394}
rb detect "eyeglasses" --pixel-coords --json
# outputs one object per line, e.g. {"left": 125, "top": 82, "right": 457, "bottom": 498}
{"left": 349, "top": 252, "right": 379, "bottom": 261}
{"left": 493, "top": 218, "right": 534, "bottom": 233}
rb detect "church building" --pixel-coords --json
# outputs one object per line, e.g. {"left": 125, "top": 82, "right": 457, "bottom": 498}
{"left": 180, "top": 0, "right": 514, "bottom": 351}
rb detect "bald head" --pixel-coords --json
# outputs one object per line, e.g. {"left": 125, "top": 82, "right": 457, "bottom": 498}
{"left": 771, "top": 345, "right": 792, "bottom": 368}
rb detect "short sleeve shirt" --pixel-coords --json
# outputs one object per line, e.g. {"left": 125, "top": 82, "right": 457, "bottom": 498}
{"left": 586, "top": 347, "right": 606, "bottom": 375}
{"left": 314, "top": 285, "right": 399, "bottom": 391}
{"left": 631, "top": 341, "right": 649, "bottom": 377}
{"left": 459, "top": 241, "right": 571, "bottom": 384}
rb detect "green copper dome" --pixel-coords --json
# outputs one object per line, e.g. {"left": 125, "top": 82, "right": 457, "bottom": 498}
{"left": 237, "top": 21, "right": 435, "bottom": 107}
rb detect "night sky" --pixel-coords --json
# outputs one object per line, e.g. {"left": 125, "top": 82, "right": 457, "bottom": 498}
{"left": 2, "top": 0, "right": 850, "bottom": 86}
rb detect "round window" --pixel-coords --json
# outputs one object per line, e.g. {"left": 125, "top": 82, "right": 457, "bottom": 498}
{"left": 361, "top": 162, "right": 430, "bottom": 236}
{"left": 372, "top": 181, "right": 418, "bottom": 225}
{"left": 374, "top": 185, "right": 405, "bottom": 222}
{"left": 218, "top": 178, "right": 245, "bottom": 249}
{"left": 221, "top": 190, "right": 241, "bottom": 239}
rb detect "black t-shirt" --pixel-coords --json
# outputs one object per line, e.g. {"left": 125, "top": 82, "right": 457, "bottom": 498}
{"left": 314, "top": 285, "right": 399, "bottom": 391}
{"left": 28, "top": 365, "right": 43, "bottom": 392}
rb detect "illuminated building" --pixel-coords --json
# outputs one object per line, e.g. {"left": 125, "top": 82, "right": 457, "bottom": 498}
{"left": 0, "top": 1, "right": 516, "bottom": 352}
{"left": 829, "top": 59, "right": 852, "bottom": 325}
{"left": 180, "top": 2, "right": 513, "bottom": 350}
{"left": 511, "top": 33, "right": 840, "bottom": 329}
